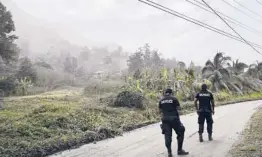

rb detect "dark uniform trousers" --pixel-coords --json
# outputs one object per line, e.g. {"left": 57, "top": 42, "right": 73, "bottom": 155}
{"left": 162, "top": 117, "right": 185, "bottom": 152}
{"left": 198, "top": 111, "right": 213, "bottom": 135}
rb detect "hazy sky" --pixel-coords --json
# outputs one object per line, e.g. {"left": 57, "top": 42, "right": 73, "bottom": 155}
{"left": 3, "top": 0, "right": 262, "bottom": 65}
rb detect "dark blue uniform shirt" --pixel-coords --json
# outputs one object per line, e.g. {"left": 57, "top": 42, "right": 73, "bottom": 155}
{"left": 159, "top": 95, "right": 180, "bottom": 120}
{"left": 195, "top": 90, "right": 214, "bottom": 112}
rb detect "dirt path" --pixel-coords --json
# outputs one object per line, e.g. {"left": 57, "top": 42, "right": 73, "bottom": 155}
{"left": 50, "top": 100, "right": 262, "bottom": 157}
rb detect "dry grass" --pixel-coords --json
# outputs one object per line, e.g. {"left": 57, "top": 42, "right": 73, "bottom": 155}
{"left": 229, "top": 108, "right": 262, "bottom": 157}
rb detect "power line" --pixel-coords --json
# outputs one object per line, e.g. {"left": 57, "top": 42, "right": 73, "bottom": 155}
{"left": 201, "top": 0, "right": 262, "bottom": 54}
{"left": 256, "top": 0, "right": 262, "bottom": 5}
{"left": 138, "top": 0, "right": 262, "bottom": 50}
{"left": 220, "top": 0, "right": 262, "bottom": 24}
{"left": 232, "top": 0, "right": 262, "bottom": 19}
{"left": 184, "top": 0, "right": 262, "bottom": 36}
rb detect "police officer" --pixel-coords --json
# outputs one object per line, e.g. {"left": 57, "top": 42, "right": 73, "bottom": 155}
{"left": 159, "top": 88, "right": 189, "bottom": 157}
{"left": 194, "top": 84, "right": 215, "bottom": 142}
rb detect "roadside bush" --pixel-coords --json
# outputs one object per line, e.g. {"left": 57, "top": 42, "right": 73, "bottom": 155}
{"left": 0, "top": 77, "right": 17, "bottom": 96}
{"left": 99, "top": 94, "right": 116, "bottom": 106}
{"left": 83, "top": 80, "right": 124, "bottom": 96}
{"left": 145, "top": 91, "right": 158, "bottom": 101}
{"left": 113, "top": 91, "right": 146, "bottom": 109}
{"left": 16, "top": 57, "right": 37, "bottom": 83}
{"left": 215, "top": 91, "right": 231, "bottom": 101}
{"left": 35, "top": 67, "right": 76, "bottom": 88}
{"left": 14, "top": 78, "right": 34, "bottom": 96}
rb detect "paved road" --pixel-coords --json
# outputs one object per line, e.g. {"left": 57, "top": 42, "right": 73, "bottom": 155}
{"left": 50, "top": 100, "right": 262, "bottom": 157}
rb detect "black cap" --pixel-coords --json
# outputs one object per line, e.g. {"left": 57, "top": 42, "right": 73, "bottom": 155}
{"left": 165, "top": 88, "right": 173, "bottom": 94}
{"left": 201, "top": 84, "right": 208, "bottom": 91}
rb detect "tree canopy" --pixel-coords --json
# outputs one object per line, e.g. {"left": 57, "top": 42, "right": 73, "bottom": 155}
{"left": 0, "top": 2, "right": 19, "bottom": 64}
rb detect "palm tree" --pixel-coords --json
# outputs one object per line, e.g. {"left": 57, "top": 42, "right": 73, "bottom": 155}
{"left": 247, "top": 61, "right": 262, "bottom": 79}
{"left": 226, "top": 60, "right": 262, "bottom": 93}
{"left": 177, "top": 61, "right": 186, "bottom": 71}
{"left": 225, "top": 59, "right": 249, "bottom": 94}
{"left": 202, "top": 52, "right": 231, "bottom": 92}
{"left": 227, "top": 59, "right": 248, "bottom": 75}
{"left": 240, "top": 61, "right": 262, "bottom": 92}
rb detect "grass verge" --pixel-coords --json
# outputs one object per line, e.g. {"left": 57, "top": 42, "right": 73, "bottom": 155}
{"left": 228, "top": 107, "right": 262, "bottom": 157}
{"left": 0, "top": 90, "right": 262, "bottom": 157}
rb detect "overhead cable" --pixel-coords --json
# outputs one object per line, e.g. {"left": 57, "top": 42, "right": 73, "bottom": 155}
{"left": 185, "top": 0, "right": 262, "bottom": 36}
{"left": 220, "top": 0, "right": 262, "bottom": 24}
{"left": 201, "top": 0, "right": 262, "bottom": 54}
{"left": 232, "top": 0, "right": 262, "bottom": 19}
{"left": 138, "top": 0, "right": 262, "bottom": 50}
{"left": 257, "top": 0, "right": 262, "bottom": 5}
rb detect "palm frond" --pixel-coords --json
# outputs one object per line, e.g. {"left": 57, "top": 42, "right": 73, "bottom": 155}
{"left": 221, "top": 56, "right": 232, "bottom": 67}
{"left": 213, "top": 52, "right": 223, "bottom": 69}
{"left": 213, "top": 70, "right": 223, "bottom": 81}
{"left": 227, "top": 62, "right": 232, "bottom": 67}
{"left": 218, "top": 79, "right": 230, "bottom": 92}
{"left": 218, "top": 68, "right": 231, "bottom": 79}
{"left": 177, "top": 61, "right": 186, "bottom": 70}
{"left": 222, "top": 56, "right": 232, "bottom": 61}
{"left": 205, "top": 60, "right": 215, "bottom": 68}
{"left": 257, "top": 62, "right": 262, "bottom": 71}
{"left": 202, "top": 66, "right": 214, "bottom": 76}
{"left": 249, "top": 64, "right": 256, "bottom": 69}
{"left": 236, "top": 62, "right": 248, "bottom": 71}
{"left": 227, "top": 81, "right": 243, "bottom": 94}
{"left": 235, "top": 59, "right": 239, "bottom": 65}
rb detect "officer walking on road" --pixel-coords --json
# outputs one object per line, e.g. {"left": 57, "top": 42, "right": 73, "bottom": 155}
{"left": 194, "top": 84, "right": 215, "bottom": 142}
{"left": 159, "top": 88, "right": 189, "bottom": 157}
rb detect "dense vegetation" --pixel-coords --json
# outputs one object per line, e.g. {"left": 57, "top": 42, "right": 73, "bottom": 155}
{"left": 1, "top": 2, "right": 262, "bottom": 157}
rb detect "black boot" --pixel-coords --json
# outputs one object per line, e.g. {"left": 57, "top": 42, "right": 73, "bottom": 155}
{"left": 207, "top": 122, "right": 213, "bottom": 141}
{"left": 199, "top": 134, "right": 203, "bottom": 142}
{"left": 167, "top": 148, "right": 173, "bottom": 157}
{"left": 198, "top": 124, "right": 204, "bottom": 142}
{"left": 177, "top": 149, "right": 189, "bottom": 155}
{"left": 208, "top": 134, "right": 213, "bottom": 141}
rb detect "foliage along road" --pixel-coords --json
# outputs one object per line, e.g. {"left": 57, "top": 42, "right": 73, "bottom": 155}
{"left": 50, "top": 100, "right": 262, "bottom": 157}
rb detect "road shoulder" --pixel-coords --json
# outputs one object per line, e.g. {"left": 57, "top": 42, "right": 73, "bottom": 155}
{"left": 228, "top": 106, "right": 262, "bottom": 157}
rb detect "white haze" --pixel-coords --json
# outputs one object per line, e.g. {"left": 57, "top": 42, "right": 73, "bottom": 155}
{"left": 2, "top": 0, "right": 262, "bottom": 67}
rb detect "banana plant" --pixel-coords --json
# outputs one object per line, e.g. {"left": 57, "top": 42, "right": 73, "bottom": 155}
{"left": 15, "top": 77, "right": 34, "bottom": 96}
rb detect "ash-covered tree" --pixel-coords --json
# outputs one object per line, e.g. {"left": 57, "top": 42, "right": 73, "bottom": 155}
{"left": 227, "top": 59, "right": 248, "bottom": 76}
{"left": 127, "top": 44, "right": 163, "bottom": 74}
{"left": 164, "top": 57, "right": 177, "bottom": 69}
{"left": 247, "top": 61, "right": 262, "bottom": 80}
{"left": 143, "top": 43, "right": 151, "bottom": 68}
{"left": 127, "top": 51, "right": 144, "bottom": 74}
{"left": 34, "top": 61, "right": 53, "bottom": 70}
{"left": 202, "top": 52, "right": 231, "bottom": 92}
{"left": 79, "top": 46, "right": 90, "bottom": 62}
{"left": 16, "top": 57, "right": 37, "bottom": 83}
{"left": 111, "top": 46, "right": 123, "bottom": 57}
{"left": 177, "top": 61, "right": 186, "bottom": 71}
{"left": 64, "top": 56, "right": 78, "bottom": 74}
{"left": 103, "top": 56, "right": 112, "bottom": 65}
{"left": 0, "top": 2, "right": 19, "bottom": 64}
{"left": 151, "top": 50, "right": 163, "bottom": 70}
